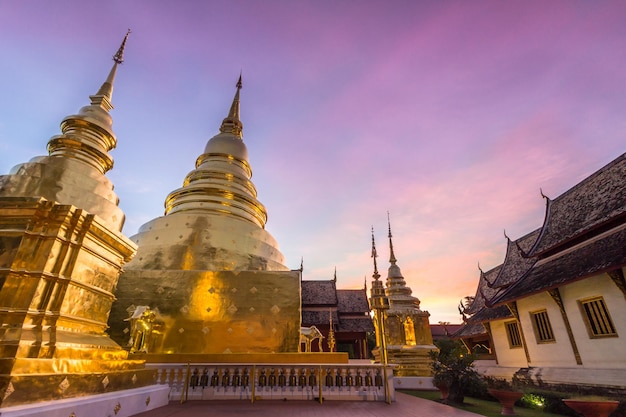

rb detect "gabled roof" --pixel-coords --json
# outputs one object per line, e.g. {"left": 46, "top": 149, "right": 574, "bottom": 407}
{"left": 301, "top": 280, "right": 337, "bottom": 305}
{"left": 302, "top": 310, "right": 339, "bottom": 326}
{"left": 337, "top": 317, "right": 375, "bottom": 333}
{"left": 463, "top": 265, "right": 502, "bottom": 316}
{"left": 490, "top": 229, "right": 539, "bottom": 289}
{"left": 451, "top": 321, "right": 487, "bottom": 339}
{"left": 529, "top": 153, "right": 626, "bottom": 257}
{"left": 337, "top": 289, "right": 370, "bottom": 313}
{"left": 492, "top": 225, "right": 626, "bottom": 305}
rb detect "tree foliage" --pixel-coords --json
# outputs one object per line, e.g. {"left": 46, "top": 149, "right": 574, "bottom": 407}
{"left": 429, "top": 338, "right": 486, "bottom": 404}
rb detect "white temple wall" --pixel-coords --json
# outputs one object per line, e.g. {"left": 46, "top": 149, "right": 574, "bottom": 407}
{"left": 560, "top": 271, "right": 626, "bottom": 369}
{"left": 516, "top": 293, "right": 579, "bottom": 367}
{"left": 489, "top": 319, "right": 527, "bottom": 368}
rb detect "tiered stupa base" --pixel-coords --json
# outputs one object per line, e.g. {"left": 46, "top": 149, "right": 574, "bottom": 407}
{"left": 0, "top": 358, "right": 155, "bottom": 408}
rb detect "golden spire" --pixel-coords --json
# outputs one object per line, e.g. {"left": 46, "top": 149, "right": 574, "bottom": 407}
{"left": 47, "top": 30, "right": 131, "bottom": 175}
{"left": 384, "top": 215, "right": 420, "bottom": 309}
{"left": 219, "top": 73, "right": 243, "bottom": 138}
{"left": 387, "top": 211, "right": 397, "bottom": 265}
{"left": 371, "top": 226, "right": 380, "bottom": 280}
{"left": 90, "top": 29, "right": 130, "bottom": 111}
{"left": 328, "top": 309, "right": 336, "bottom": 352}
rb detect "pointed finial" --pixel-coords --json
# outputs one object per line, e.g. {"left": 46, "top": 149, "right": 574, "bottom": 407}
{"left": 113, "top": 29, "right": 131, "bottom": 64}
{"left": 300, "top": 257, "right": 303, "bottom": 272}
{"left": 478, "top": 261, "right": 483, "bottom": 274}
{"left": 90, "top": 30, "right": 131, "bottom": 110}
{"left": 333, "top": 267, "right": 337, "bottom": 282}
{"left": 504, "top": 229, "right": 510, "bottom": 241}
{"left": 540, "top": 187, "right": 549, "bottom": 200}
{"left": 364, "top": 275, "right": 367, "bottom": 290}
{"left": 387, "top": 211, "right": 397, "bottom": 265}
{"left": 371, "top": 226, "right": 380, "bottom": 279}
{"left": 219, "top": 73, "right": 244, "bottom": 138}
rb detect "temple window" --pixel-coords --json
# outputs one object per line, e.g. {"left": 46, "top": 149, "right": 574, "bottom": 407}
{"left": 505, "top": 321, "right": 522, "bottom": 348}
{"left": 579, "top": 296, "right": 617, "bottom": 338}
{"left": 530, "top": 309, "right": 555, "bottom": 343}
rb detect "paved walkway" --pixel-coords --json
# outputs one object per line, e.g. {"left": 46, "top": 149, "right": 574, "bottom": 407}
{"left": 133, "top": 392, "right": 483, "bottom": 417}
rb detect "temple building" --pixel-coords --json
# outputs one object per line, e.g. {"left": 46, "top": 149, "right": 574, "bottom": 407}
{"left": 0, "top": 33, "right": 158, "bottom": 407}
{"left": 370, "top": 221, "right": 437, "bottom": 382}
{"left": 455, "top": 153, "right": 626, "bottom": 395}
{"left": 300, "top": 274, "right": 374, "bottom": 359}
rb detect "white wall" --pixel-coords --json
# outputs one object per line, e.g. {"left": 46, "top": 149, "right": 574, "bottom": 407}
{"left": 560, "top": 271, "right": 626, "bottom": 369}
{"left": 517, "top": 292, "right": 579, "bottom": 367}
{"left": 489, "top": 319, "right": 528, "bottom": 368}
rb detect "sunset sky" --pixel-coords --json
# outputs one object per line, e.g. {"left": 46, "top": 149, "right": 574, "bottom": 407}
{"left": 1, "top": 1, "right": 625, "bottom": 324}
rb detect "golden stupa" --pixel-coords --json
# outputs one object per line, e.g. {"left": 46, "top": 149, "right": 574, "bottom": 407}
{"left": 0, "top": 32, "right": 154, "bottom": 407}
{"left": 107, "top": 76, "right": 302, "bottom": 357}
{"left": 371, "top": 219, "right": 436, "bottom": 377}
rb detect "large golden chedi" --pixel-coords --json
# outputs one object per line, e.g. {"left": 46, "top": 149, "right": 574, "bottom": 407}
{"left": 108, "top": 78, "right": 301, "bottom": 355}
{"left": 0, "top": 33, "right": 152, "bottom": 407}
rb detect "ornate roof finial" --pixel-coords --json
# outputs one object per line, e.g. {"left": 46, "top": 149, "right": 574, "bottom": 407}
{"left": 113, "top": 29, "right": 131, "bottom": 64}
{"left": 387, "top": 211, "right": 397, "bottom": 265}
{"left": 478, "top": 261, "right": 484, "bottom": 274}
{"left": 219, "top": 73, "right": 244, "bottom": 138}
{"left": 540, "top": 187, "right": 549, "bottom": 200}
{"left": 90, "top": 29, "right": 131, "bottom": 111}
{"left": 371, "top": 226, "right": 380, "bottom": 279}
{"left": 504, "top": 229, "right": 510, "bottom": 241}
{"left": 333, "top": 266, "right": 337, "bottom": 282}
{"left": 300, "top": 257, "right": 304, "bottom": 272}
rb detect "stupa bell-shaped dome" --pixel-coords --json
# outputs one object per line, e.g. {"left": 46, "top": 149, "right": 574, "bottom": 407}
{"left": 126, "top": 76, "right": 287, "bottom": 272}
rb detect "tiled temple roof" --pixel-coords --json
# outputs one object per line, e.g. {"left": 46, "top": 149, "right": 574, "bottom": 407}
{"left": 337, "top": 289, "right": 370, "bottom": 313}
{"left": 490, "top": 229, "right": 539, "bottom": 289}
{"left": 302, "top": 310, "right": 339, "bottom": 326}
{"left": 451, "top": 321, "right": 487, "bottom": 339}
{"left": 337, "top": 317, "right": 375, "bottom": 333}
{"left": 529, "top": 153, "right": 626, "bottom": 257}
{"left": 463, "top": 265, "right": 502, "bottom": 316}
{"left": 301, "top": 280, "right": 337, "bottom": 305}
{"left": 492, "top": 225, "right": 626, "bottom": 305}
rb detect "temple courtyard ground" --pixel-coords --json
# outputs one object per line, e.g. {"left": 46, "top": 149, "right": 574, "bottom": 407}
{"left": 133, "top": 391, "right": 482, "bottom": 417}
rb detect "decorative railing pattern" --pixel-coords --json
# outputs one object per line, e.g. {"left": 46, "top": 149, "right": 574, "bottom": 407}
{"left": 147, "top": 363, "right": 395, "bottom": 403}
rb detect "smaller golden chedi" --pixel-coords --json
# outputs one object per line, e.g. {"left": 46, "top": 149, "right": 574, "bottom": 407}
{"left": 371, "top": 217, "right": 437, "bottom": 377}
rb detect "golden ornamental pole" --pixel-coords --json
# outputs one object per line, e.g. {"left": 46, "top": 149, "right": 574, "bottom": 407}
{"left": 369, "top": 227, "right": 391, "bottom": 404}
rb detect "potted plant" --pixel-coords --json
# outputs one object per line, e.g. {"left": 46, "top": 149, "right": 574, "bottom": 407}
{"left": 563, "top": 396, "right": 620, "bottom": 417}
{"left": 485, "top": 376, "right": 524, "bottom": 416}
{"left": 429, "top": 339, "right": 485, "bottom": 404}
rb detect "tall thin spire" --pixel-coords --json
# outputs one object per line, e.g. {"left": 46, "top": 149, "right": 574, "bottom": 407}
{"left": 387, "top": 212, "right": 397, "bottom": 265}
{"left": 371, "top": 226, "right": 380, "bottom": 279}
{"left": 219, "top": 73, "right": 243, "bottom": 138}
{"left": 90, "top": 29, "right": 131, "bottom": 111}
